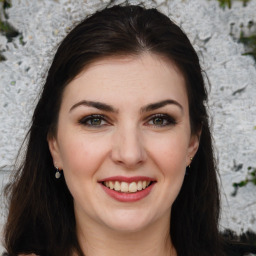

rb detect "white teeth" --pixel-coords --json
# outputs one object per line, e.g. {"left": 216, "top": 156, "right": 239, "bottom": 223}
{"left": 109, "top": 181, "right": 114, "bottom": 189}
{"left": 128, "top": 182, "right": 137, "bottom": 193}
{"left": 114, "top": 181, "right": 121, "bottom": 191}
{"left": 103, "top": 180, "right": 152, "bottom": 193}
{"left": 120, "top": 182, "right": 129, "bottom": 192}
{"left": 137, "top": 181, "right": 142, "bottom": 191}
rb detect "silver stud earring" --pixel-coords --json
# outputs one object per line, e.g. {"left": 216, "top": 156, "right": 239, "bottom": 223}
{"left": 55, "top": 166, "right": 61, "bottom": 179}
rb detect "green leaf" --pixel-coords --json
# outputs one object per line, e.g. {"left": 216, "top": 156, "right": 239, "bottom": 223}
{"left": 238, "top": 180, "right": 248, "bottom": 187}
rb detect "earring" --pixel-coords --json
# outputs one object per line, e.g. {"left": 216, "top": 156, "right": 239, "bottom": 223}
{"left": 186, "top": 157, "right": 193, "bottom": 176}
{"left": 188, "top": 157, "right": 193, "bottom": 168}
{"left": 55, "top": 166, "right": 61, "bottom": 179}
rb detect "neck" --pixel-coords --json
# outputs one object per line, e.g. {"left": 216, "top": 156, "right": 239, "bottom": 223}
{"left": 76, "top": 214, "right": 176, "bottom": 256}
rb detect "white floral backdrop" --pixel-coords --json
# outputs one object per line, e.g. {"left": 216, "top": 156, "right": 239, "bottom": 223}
{"left": 1, "top": 0, "right": 256, "bottom": 253}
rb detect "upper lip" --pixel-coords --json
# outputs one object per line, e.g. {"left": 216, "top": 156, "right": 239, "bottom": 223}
{"left": 98, "top": 176, "right": 156, "bottom": 183}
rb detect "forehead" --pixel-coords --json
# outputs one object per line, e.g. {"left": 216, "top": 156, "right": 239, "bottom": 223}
{"left": 78, "top": 53, "right": 184, "bottom": 82}
{"left": 61, "top": 53, "right": 188, "bottom": 110}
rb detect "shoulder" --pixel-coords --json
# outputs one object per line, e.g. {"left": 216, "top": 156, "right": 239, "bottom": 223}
{"left": 2, "top": 252, "right": 40, "bottom": 256}
{"left": 2, "top": 254, "right": 39, "bottom": 256}
{"left": 19, "top": 254, "right": 39, "bottom": 256}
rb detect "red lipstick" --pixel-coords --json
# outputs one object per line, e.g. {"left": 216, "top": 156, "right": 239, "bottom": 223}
{"left": 98, "top": 176, "right": 154, "bottom": 183}
{"left": 99, "top": 176, "right": 156, "bottom": 202}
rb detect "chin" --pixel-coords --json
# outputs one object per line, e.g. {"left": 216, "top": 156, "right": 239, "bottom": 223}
{"left": 109, "top": 221, "right": 149, "bottom": 233}
{"left": 101, "top": 209, "right": 155, "bottom": 233}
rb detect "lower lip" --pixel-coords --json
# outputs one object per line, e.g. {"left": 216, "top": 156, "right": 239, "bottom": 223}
{"left": 100, "top": 183, "right": 155, "bottom": 202}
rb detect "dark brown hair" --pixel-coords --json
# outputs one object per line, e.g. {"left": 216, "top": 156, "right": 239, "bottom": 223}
{"left": 4, "top": 3, "right": 224, "bottom": 256}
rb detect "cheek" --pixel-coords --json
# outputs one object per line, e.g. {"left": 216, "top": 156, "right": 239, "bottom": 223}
{"left": 57, "top": 137, "right": 101, "bottom": 200}
{"left": 158, "top": 142, "right": 187, "bottom": 205}
{"left": 58, "top": 132, "right": 109, "bottom": 177}
{"left": 147, "top": 132, "right": 188, "bottom": 201}
{"left": 148, "top": 132, "right": 189, "bottom": 170}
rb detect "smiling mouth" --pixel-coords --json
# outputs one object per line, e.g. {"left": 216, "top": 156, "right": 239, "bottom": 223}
{"left": 102, "top": 180, "right": 153, "bottom": 193}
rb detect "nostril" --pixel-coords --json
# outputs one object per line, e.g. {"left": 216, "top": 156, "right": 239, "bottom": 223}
{"left": 110, "top": 136, "right": 146, "bottom": 167}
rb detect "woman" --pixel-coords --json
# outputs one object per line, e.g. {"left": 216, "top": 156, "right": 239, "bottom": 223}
{"left": 2, "top": 3, "right": 256, "bottom": 256}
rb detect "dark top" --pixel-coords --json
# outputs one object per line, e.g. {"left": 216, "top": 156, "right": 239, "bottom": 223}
{"left": 223, "top": 242, "right": 256, "bottom": 256}
{"left": 2, "top": 242, "right": 256, "bottom": 256}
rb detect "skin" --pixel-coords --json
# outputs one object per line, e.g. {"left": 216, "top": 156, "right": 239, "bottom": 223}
{"left": 48, "top": 53, "right": 200, "bottom": 256}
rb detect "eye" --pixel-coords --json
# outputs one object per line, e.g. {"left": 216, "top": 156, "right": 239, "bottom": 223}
{"left": 146, "top": 114, "right": 177, "bottom": 127}
{"left": 79, "top": 114, "right": 108, "bottom": 127}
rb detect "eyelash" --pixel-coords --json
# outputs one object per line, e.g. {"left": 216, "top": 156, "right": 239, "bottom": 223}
{"left": 78, "top": 114, "right": 109, "bottom": 127}
{"left": 78, "top": 114, "right": 177, "bottom": 128}
{"left": 145, "top": 114, "right": 177, "bottom": 128}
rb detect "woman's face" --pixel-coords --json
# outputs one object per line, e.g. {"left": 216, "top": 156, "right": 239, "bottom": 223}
{"left": 48, "top": 53, "right": 199, "bottom": 233}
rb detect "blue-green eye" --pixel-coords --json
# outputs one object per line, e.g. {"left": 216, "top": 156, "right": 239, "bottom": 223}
{"left": 147, "top": 114, "right": 176, "bottom": 127}
{"left": 79, "top": 115, "right": 108, "bottom": 127}
{"left": 90, "top": 117, "right": 102, "bottom": 126}
{"left": 152, "top": 117, "right": 165, "bottom": 125}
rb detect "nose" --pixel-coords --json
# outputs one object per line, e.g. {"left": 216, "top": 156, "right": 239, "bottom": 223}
{"left": 110, "top": 125, "right": 146, "bottom": 169}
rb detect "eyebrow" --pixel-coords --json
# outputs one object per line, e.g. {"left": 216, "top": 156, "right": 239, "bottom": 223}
{"left": 69, "top": 100, "right": 118, "bottom": 113}
{"left": 69, "top": 99, "right": 183, "bottom": 113}
{"left": 141, "top": 99, "right": 183, "bottom": 113}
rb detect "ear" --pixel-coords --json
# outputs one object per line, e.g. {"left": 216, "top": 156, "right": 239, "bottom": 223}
{"left": 47, "top": 135, "right": 63, "bottom": 170}
{"left": 186, "top": 131, "right": 201, "bottom": 167}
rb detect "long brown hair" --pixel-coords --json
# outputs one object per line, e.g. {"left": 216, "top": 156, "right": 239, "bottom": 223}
{"left": 4, "top": 3, "right": 224, "bottom": 256}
